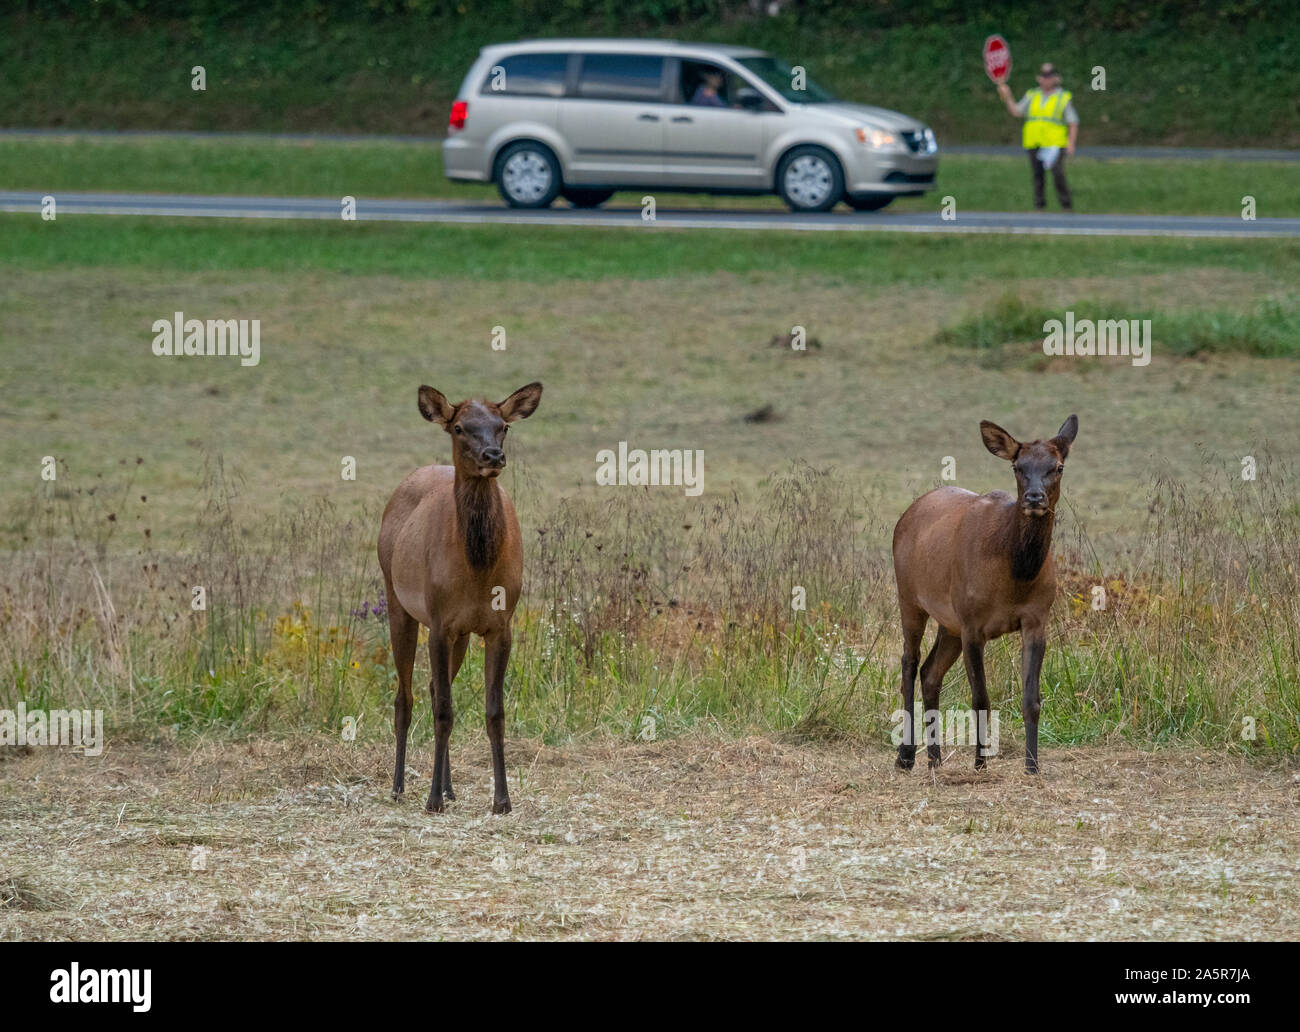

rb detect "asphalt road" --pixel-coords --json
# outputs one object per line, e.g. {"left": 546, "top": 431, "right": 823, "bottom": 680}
{"left": 2, "top": 190, "right": 1297, "bottom": 238}
{"left": 4, "top": 129, "right": 1299, "bottom": 162}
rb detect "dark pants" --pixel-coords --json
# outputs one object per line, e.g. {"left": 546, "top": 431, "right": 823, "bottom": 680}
{"left": 1027, "top": 148, "right": 1072, "bottom": 210}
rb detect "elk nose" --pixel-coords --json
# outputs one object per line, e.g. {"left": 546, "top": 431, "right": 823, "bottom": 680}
{"left": 1025, "top": 490, "right": 1047, "bottom": 507}
{"left": 483, "top": 447, "right": 505, "bottom": 465}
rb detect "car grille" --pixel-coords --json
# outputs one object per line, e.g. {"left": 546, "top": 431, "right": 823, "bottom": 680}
{"left": 901, "top": 129, "right": 937, "bottom": 155}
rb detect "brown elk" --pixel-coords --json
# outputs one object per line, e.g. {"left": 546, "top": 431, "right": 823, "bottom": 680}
{"left": 378, "top": 381, "right": 542, "bottom": 813}
{"left": 892, "top": 415, "right": 1078, "bottom": 774}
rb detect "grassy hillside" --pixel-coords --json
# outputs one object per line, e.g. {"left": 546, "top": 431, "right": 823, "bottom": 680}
{"left": 3, "top": 2, "right": 1298, "bottom": 145}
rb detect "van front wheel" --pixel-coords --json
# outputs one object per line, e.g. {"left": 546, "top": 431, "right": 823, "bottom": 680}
{"left": 495, "top": 142, "right": 561, "bottom": 209}
{"left": 776, "top": 146, "right": 844, "bottom": 213}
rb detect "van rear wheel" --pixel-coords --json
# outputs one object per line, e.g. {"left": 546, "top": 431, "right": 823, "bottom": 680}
{"left": 562, "top": 188, "right": 615, "bottom": 209}
{"left": 495, "top": 142, "right": 561, "bottom": 209}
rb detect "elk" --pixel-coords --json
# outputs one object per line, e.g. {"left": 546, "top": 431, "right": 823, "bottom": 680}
{"left": 378, "top": 382, "right": 542, "bottom": 813}
{"left": 892, "top": 415, "right": 1078, "bottom": 774}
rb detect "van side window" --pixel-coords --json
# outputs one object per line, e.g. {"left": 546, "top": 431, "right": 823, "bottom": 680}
{"left": 576, "top": 54, "right": 665, "bottom": 102}
{"left": 481, "top": 53, "right": 569, "bottom": 97}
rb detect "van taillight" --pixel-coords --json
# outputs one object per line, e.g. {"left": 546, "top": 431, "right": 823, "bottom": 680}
{"left": 449, "top": 100, "right": 468, "bottom": 131}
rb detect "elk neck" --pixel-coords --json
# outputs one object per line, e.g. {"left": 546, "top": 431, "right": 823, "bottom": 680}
{"left": 453, "top": 470, "right": 505, "bottom": 570}
{"left": 1002, "top": 503, "right": 1055, "bottom": 582}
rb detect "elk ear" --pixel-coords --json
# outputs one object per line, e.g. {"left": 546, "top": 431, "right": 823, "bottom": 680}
{"left": 417, "top": 385, "right": 454, "bottom": 427}
{"left": 980, "top": 420, "right": 1019, "bottom": 461}
{"left": 1051, "top": 414, "right": 1078, "bottom": 458}
{"left": 499, "top": 381, "right": 542, "bottom": 423}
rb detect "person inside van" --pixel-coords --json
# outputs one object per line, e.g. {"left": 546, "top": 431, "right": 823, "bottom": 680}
{"left": 690, "top": 70, "right": 727, "bottom": 106}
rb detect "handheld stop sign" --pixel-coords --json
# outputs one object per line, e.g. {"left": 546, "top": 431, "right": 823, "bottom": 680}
{"left": 983, "top": 35, "right": 1011, "bottom": 83}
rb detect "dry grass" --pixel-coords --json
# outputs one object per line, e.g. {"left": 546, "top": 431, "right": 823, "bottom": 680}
{"left": 1, "top": 736, "right": 1295, "bottom": 940}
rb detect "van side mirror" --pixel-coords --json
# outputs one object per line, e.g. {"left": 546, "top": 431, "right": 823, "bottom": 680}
{"left": 735, "top": 86, "right": 764, "bottom": 111}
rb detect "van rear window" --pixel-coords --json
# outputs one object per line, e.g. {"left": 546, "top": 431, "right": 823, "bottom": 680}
{"left": 481, "top": 53, "right": 569, "bottom": 97}
{"left": 576, "top": 54, "right": 665, "bottom": 102}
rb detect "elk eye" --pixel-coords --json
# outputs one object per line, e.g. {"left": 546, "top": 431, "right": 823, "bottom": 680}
{"left": 453, "top": 425, "right": 463, "bottom": 435}
{"left": 501, "top": 425, "right": 508, "bottom": 434}
{"left": 1056, "top": 464, "right": 1064, "bottom": 473}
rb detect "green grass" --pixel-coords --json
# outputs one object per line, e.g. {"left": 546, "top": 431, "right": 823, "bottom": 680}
{"left": 936, "top": 291, "right": 1300, "bottom": 359}
{"left": 4, "top": 135, "right": 1299, "bottom": 217}
{"left": 4, "top": 6, "right": 1299, "bottom": 145}
{"left": 4, "top": 213, "right": 1300, "bottom": 284}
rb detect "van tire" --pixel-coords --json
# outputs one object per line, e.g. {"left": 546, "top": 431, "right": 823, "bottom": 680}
{"left": 776, "top": 146, "right": 844, "bottom": 213}
{"left": 495, "top": 142, "right": 562, "bottom": 209}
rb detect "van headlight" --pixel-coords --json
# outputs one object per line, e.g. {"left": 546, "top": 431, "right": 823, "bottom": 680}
{"left": 855, "top": 127, "right": 899, "bottom": 149}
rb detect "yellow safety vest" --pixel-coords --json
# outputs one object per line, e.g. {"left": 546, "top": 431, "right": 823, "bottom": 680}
{"left": 1022, "top": 88, "right": 1072, "bottom": 149}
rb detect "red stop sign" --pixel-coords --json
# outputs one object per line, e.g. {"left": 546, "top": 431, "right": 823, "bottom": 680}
{"left": 983, "top": 35, "right": 1011, "bottom": 83}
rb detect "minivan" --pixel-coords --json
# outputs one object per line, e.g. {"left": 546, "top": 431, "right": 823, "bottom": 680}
{"left": 443, "top": 38, "right": 939, "bottom": 213}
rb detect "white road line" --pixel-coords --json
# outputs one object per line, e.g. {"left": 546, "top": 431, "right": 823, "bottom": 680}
{"left": 2, "top": 192, "right": 1296, "bottom": 239}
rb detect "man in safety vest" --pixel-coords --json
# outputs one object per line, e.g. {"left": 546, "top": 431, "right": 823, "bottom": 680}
{"left": 997, "top": 62, "right": 1078, "bottom": 210}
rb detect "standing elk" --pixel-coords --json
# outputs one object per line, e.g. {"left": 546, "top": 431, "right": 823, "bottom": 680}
{"left": 892, "top": 415, "right": 1078, "bottom": 773}
{"left": 378, "top": 381, "right": 543, "bottom": 813}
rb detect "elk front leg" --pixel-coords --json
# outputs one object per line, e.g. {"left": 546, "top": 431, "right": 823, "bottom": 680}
{"left": 1020, "top": 625, "right": 1046, "bottom": 774}
{"left": 919, "top": 629, "right": 963, "bottom": 768}
{"left": 483, "top": 629, "right": 513, "bottom": 814}
{"left": 440, "top": 634, "right": 470, "bottom": 802}
{"left": 425, "top": 631, "right": 454, "bottom": 813}
{"left": 962, "top": 632, "right": 991, "bottom": 770}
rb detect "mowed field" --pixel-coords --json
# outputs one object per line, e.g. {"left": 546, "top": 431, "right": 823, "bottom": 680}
{"left": 3, "top": 738, "right": 1298, "bottom": 940}
{"left": 2, "top": 212, "right": 1299, "bottom": 939}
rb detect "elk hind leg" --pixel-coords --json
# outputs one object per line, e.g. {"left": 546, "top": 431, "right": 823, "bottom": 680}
{"left": 919, "top": 628, "right": 962, "bottom": 768}
{"left": 387, "top": 581, "right": 419, "bottom": 802}
{"left": 895, "top": 604, "right": 928, "bottom": 770}
{"left": 961, "top": 632, "right": 991, "bottom": 770}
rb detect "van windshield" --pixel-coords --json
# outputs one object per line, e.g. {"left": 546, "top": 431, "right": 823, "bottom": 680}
{"left": 736, "top": 55, "right": 837, "bottom": 103}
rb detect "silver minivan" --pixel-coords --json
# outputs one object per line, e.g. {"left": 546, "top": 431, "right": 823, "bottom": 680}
{"left": 443, "top": 38, "right": 938, "bottom": 213}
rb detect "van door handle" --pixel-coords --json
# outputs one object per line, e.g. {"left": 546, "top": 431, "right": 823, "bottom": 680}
{"left": 671, "top": 115, "right": 694, "bottom": 123}
{"left": 638, "top": 113, "right": 660, "bottom": 121}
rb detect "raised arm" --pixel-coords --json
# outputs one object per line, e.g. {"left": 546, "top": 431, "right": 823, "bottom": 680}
{"left": 996, "top": 81, "right": 1022, "bottom": 117}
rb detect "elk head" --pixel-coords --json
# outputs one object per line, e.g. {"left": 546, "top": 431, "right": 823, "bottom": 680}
{"left": 980, "top": 414, "right": 1078, "bottom": 517}
{"left": 418, "top": 382, "right": 543, "bottom": 479}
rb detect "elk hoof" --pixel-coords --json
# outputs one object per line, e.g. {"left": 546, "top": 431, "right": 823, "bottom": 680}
{"left": 974, "top": 757, "right": 988, "bottom": 771}
{"left": 895, "top": 747, "right": 915, "bottom": 771}
{"left": 927, "top": 752, "right": 943, "bottom": 769}
{"left": 425, "top": 796, "right": 445, "bottom": 814}
{"left": 492, "top": 799, "right": 512, "bottom": 815}
{"left": 391, "top": 788, "right": 404, "bottom": 802}
{"left": 443, "top": 787, "right": 456, "bottom": 801}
